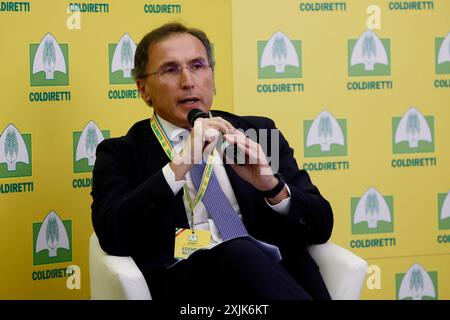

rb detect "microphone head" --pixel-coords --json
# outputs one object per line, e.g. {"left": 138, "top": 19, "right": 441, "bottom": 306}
{"left": 187, "top": 109, "right": 209, "bottom": 127}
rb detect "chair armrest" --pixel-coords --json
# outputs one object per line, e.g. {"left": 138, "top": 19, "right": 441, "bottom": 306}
{"left": 89, "top": 233, "right": 152, "bottom": 300}
{"left": 307, "top": 242, "right": 368, "bottom": 300}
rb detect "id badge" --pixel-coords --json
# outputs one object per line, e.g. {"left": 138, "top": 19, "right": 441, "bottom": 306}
{"left": 174, "top": 228, "right": 211, "bottom": 260}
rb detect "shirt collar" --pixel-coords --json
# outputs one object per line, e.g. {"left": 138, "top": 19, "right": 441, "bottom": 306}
{"left": 155, "top": 111, "right": 214, "bottom": 144}
{"left": 155, "top": 114, "right": 190, "bottom": 145}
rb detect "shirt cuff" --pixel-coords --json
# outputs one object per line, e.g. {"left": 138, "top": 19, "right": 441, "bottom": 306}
{"left": 265, "top": 184, "right": 291, "bottom": 215}
{"left": 162, "top": 163, "right": 186, "bottom": 195}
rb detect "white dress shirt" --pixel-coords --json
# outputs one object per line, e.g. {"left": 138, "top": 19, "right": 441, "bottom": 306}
{"left": 158, "top": 116, "right": 291, "bottom": 248}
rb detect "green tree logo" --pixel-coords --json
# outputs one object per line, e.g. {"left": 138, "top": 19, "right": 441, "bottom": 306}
{"left": 351, "top": 187, "right": 394, "bottom": 234}
{"left": 43, "top": 40, "right": 56, "bottom": 79}
{"left": 410, "top": 269, "right": 424, "bottom": 295}
{"left": 349, "top": 29, "right": 390, "bottom": 76}
{"left": 406, "top": 113, "right": 420, "bottom": 137}
{"left": 272, "top": 36, "right": 288, "bottom": 72}
{"left": 30, "top": 32, "right": 68, "bottom": 86}
{"left": 33, "top": 211, "right": 72, "bottom": 265}
{"left": 362, "top": 34, "right": 376, "bottom": 61}
{"left": 0, "top": 124, "right": 31, "bottom": 177}
{"left": 397, "top": 264, "right": 438, "bottom": 300}
{"left": 318, "top": 115, "right": 333, "bottom": 141}
{"left": 73, "top": 121, "right": 110, "bottom": 173}
{"left": 258, "top": 31, "right": 302, "bottom": 78}
{"left": 304, "top": 110, "right": 347, "bottom": 157}
{"left": 109, "top": 33, "right": 137, "bottom": 84}
{"left": 46, "top": 216, "right": 59, "bottom": 257}
{"left": 365, "top": 192, "right": 380, "bottom": 223}
{"left": 393, "top": 107, "right": 434, "bottom": 153}
{"left": 86, "top": 127, "right": 98, "bottom": 161}
{"left": 5, "top": 128, "right": 18, "bottom": 171}
{"left": 120, "top": 38, "right": 134, "bottom": 77}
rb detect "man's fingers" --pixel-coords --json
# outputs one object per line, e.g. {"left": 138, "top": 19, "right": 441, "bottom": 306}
{"left": 224, "top": 133, "right": 265, "bottom": 165}
{"left": 224, "top": 132, "right": 260, "bottom": 152}
{"left": 196, "top": 117, "right": 235, "bottom": 135}
{"left": 207, "top": 120, "right": 233, "bottom": 134}
{"left": 210, "top": 117, "right": 234, "bottom": 131}
{"left": 235, "top": 140, "right": 259, "bottom": 163}
{"left": 204, "top": 127, "right": 220, "bottom": 142}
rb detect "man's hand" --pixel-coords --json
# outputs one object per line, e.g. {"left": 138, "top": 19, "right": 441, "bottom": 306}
{"left": 169, "top": 116, "right": 234, "bottom": 180}
{"left": 223, "top": 129, "right": 289, "bottom": 204}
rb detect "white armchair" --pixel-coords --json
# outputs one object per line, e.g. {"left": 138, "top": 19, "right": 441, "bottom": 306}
{"left": 89, "top": 233, "right": 152, "bottom": 300}
{"left": 89, "top": 233, "right": 367, "bottom": 300}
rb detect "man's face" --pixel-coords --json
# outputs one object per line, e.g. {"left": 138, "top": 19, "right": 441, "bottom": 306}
{"left": 137, "top": 33, "right": 214, "bottom": 128}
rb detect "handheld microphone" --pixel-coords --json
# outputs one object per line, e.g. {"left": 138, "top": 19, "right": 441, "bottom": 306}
{"left": 187, "top": 108, "right": 210, "bottom": 126}
{"left": 187, "top": 109, "right": 245, "bottom": 165}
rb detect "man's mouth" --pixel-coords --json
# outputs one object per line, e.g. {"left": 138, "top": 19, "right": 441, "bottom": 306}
{"left": 178, "top": 97, "right": 200, "bottom": 105}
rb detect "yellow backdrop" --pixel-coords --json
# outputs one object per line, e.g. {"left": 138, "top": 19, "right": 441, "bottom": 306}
{"left": 0, "top": 0, "right": 448, "bottom": 299}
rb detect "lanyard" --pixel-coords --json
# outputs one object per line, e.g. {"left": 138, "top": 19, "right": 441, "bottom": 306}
{"left": 150, "top": 114, "right": 214, "bottom": 229}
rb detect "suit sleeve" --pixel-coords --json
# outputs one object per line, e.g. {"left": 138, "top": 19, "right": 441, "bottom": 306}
{"left": 267, "top": 118, "right": 334, "bottom": 245}
{"left": 90, "top": 138, "right": 176, "bottom": 256}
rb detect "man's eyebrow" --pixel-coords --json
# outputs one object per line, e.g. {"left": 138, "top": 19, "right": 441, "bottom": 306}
{"left": 157, "top": 56, "right": 207, "bottom": 67}
{"left": 189, "top": 57, "right": 208, "bottom": 63}
{"left": 156, "top": 60, "right": 178, "bottom": 69}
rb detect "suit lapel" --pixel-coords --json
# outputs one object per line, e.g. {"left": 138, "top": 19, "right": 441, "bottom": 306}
{"left": 140, "top": 119, "right": 189, "bottom": 228}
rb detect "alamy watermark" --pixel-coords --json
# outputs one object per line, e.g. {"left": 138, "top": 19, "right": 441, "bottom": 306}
{"left": 171, "top": 126, "right": 280, "bottom": 176}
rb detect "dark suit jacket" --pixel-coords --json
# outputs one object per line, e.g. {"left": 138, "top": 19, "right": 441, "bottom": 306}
{"left": 91, "top": 110, "right": 333, "bottom": 294}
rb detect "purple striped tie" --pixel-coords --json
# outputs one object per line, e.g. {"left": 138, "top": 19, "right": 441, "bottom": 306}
{"left": 190, "top": 162, "right": 248, "bottom": 241}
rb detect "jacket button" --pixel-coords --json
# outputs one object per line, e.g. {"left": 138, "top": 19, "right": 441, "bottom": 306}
{"left": 298, "top": 217, "right": 306, "bottom": 226}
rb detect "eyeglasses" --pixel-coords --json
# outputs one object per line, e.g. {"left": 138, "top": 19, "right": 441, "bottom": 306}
{"left": 144, "top": 59, "right": 212, "bottom": 82}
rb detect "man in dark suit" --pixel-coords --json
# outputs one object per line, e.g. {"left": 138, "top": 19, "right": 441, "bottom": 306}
{"left": 91, "top": 23, "right": 333, "bottom": 300}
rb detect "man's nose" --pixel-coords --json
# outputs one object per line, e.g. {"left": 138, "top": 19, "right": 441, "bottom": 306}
{"left": 179, "top": 67, "right": 194, "bottom": 89}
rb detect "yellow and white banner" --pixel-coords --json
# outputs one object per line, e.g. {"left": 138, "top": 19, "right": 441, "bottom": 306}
{"left": 0, "top": 0, "right": 448, "bottom": 299}
{"left": 232, "top": 0, "right": 449, "bottom": 300}
{"left": 0, "top": 0, "right": 233, "bottom": 299}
